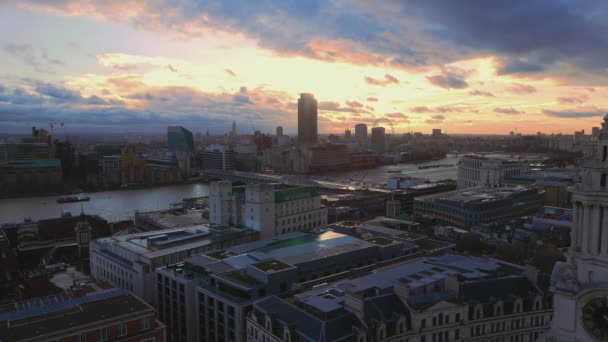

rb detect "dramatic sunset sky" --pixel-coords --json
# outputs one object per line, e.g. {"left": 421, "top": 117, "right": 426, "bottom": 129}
{"left": 0, "top": 1, "right": 607, "bottom": 135}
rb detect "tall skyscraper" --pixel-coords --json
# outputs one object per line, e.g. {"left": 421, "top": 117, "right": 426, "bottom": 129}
{"left": 371, "top": 126, "right": 386, "bottom": 154}
{"left": 297, "top": 93, "right": 318, "bottom": 147}
{"left": 231, "top": 121, "right": 237, "bottom": 137}
{"left": 355, "top": 123, "right": 368, "bottom": 146}
{"left": 276, "top": 126, "right": 283, "bottom": 137}
{"left": 167, "top": 126, "right": 194, "bottom": 154}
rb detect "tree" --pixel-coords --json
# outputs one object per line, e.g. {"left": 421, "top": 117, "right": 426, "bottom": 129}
{"left": 456, "top": 233, "right": 486, "bottom": 256}
{"left": 534, "top": 244, "right": 566, "bottom": 273}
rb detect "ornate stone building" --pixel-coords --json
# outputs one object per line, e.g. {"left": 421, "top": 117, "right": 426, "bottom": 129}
{"left": 544, "top": 115, "right": 608, "bottom": 341}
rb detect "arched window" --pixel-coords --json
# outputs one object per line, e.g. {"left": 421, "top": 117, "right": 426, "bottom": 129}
{"left": 602, "top": 173, "right": 607, "bottom": 188}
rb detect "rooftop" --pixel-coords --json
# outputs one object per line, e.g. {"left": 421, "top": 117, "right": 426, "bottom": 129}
{"left": 136, "top": 208, "right": 208, "bottom": 229}
{"left": 187, "top": 231, "right": 376, "bottom": 277}
{"left": 93, "top": 225, "right": 253, "bottom": 259}
{"left": 275, "top": 186, "right": 320, "bottom": 203}
{"left": 0, "top": 289, "right": 153, "bottom": 341}
{"left": 419, "top": 186, "right": 538, "bottom": 204}
{"left": 292, "top": 254, "right": 524, "bottom": 313}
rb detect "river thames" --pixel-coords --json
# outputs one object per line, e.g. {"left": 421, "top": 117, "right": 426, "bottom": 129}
{"left": 0, "top": 154, "right": 479, "bottom": 224}
{"left": 0, "top": 183, "right": 210, "bottom": 224}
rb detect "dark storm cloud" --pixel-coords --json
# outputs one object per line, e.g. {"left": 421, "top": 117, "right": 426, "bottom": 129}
{"left": 494, "top": 107, "right": 524, "bottom": 115}
{"left": 469, "top": 90, "right": 494, "bottom": 97}
{"left": 426, "top": 71, "right": 468, "bottom": 89}
{"left": 393, "top": 0, "right": 608, "bottom": 79}
{"left": 543, "top": 109, "right": 606, "bottom": 118}
{"left": 0, "top": 82, "right": 293, "bottom": 133}
{"left": 364, "top": 74, "right": 400, "bottom": 86}
{"left": 505, "top": 83, "right": 536, "bottom": 94}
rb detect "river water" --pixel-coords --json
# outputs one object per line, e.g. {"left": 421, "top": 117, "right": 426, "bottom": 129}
{"left": 0, "top": 155, "right": 465, "bottom": 224}
{"left": 318, "top": 154, "right": 461, "bottom": 186}
{"left": 0, "top": 183, "right": 210, "bottom": 224}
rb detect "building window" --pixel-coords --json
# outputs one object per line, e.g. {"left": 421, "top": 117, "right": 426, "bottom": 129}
{"left": 603, "top": 145, "right": 607, "bottom": 161}
{"left": 140, "top": 318, "right": 150, "bottom": 330}
{"left": 602, "top": 173, "right": 607, "bottom": 187}
{"left": 97, "top": 328, "right": 107, "bottom": 342}
{"left": 76, "top": 335, "right": 87, "bottom": 342}
{"left": 117, "top": 323, "right": 128, "bottom": 337}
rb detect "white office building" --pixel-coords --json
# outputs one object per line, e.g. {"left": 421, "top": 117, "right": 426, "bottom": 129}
{"left": 90, "top": 225, "right": 257, "bottom": 304}
{"left": 209, "top": 181, "right": 328, "bottom": 239}
{"left": 457, "top": 154, "right": 529, "bottom": 189}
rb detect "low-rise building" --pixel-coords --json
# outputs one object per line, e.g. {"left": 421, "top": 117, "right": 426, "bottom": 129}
{"left": 414, "top": 186, "right": 545, "bottom": 228}
{"left": 248, "top": 254, "right": 552, "bottom": 342}
{"left": 156, "top": 230, "right": 410, "bottom": 342}
{"left": 0, "top": 289, "right": 165, "bottom": 342}
{"left": 90, "top": 225, "right": 258, "bottom": 304}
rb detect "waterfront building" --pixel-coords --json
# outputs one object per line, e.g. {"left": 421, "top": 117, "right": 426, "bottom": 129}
{"left": 156, "top": 230, "right": 409, "bottom": 342}
{"left": 209, "top": 181, "right": 328, "bottom": 238}
{"left": 0, "top": 159, "right": 63, "bottom": 196}
{"left": 202, "top": 144, "right": 236, "bottom": 170}
{"left": 297, "top": 93, "right": 318, "bottom": 147}
{"left": 0, "top": 289, "right": 165, "bottom": 342}
{"left": 90, "top": 225, "right": 258, "bottom": 303}
{"left": 247, "top": 254, "right": 552, "bottom": 342}
{"left": 414, "top": 186, "right": 545, "bottom": 228}
{"left": 457, "top": 154, "right": 529, "bottom": 189}
{"left": 302, "top": 144, "right": 351, "bottom": 172}
{"left": 371, "top": 126, "right": 386, "bottom": 154}
{"left": 0, "top": 127, "right": 53, "bottom": 161}
{"left": 350, "top": 151, "right": 377, "bottom": 169}
{"left": 543, "top": 115, "right": 608, "bottom": 341}
{"left": 168, "top": 126, "right": 195, "bottom": 155}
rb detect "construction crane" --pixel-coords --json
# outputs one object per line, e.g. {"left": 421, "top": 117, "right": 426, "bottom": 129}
{"left": 49, "top": 122, "right": 68, "bottom": 139}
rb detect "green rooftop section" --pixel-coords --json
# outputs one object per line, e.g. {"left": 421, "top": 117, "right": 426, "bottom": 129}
{"left": 224, "top": 271, "right": 259, "bottom": 286}
{"left": 207, "top": 250, "right": 237, "bottom": 260}
{"left": 367, "top": 237, "right": 394, "bottom": 246}
{"left": 253, "top": 259, "right": 291, "bottom": 272}
{"left": 397, "top": 232, "right": 426, "bottom": 241}
{"left": 275, "top": 186, "right": 319, "bottom": 203}
{"left": 417, "top": 239, "right": 452, "bottom": 251}
{"left": 394, "top": 212, "right": 412, "bottom": 221}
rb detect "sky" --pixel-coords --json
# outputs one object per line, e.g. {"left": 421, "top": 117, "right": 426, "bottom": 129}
{"left": 0, "top": 0, "right": 607, "bottom": 135}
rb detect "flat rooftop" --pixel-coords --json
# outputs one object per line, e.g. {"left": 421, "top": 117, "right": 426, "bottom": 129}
{"left": 137, "top": 209, "right": 208, "bottom": 229}
{"left": 420, "top": 186, "right": 534, "bottom": 204}
{"left": 195, "top": 231, "right": 375, "bottom": 273}
{"left": 94, "top": 225, "right": 253, "bottom": 259}
{"left": 294, "top": 254, "right": 511, "bottom": 313}
{"left": 0, "top": 289, "right": 151, "bottom": 341}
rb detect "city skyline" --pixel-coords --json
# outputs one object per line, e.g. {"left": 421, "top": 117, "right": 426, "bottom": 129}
{"left": 1, "top": 1, "right": 608, "bottom": 135}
